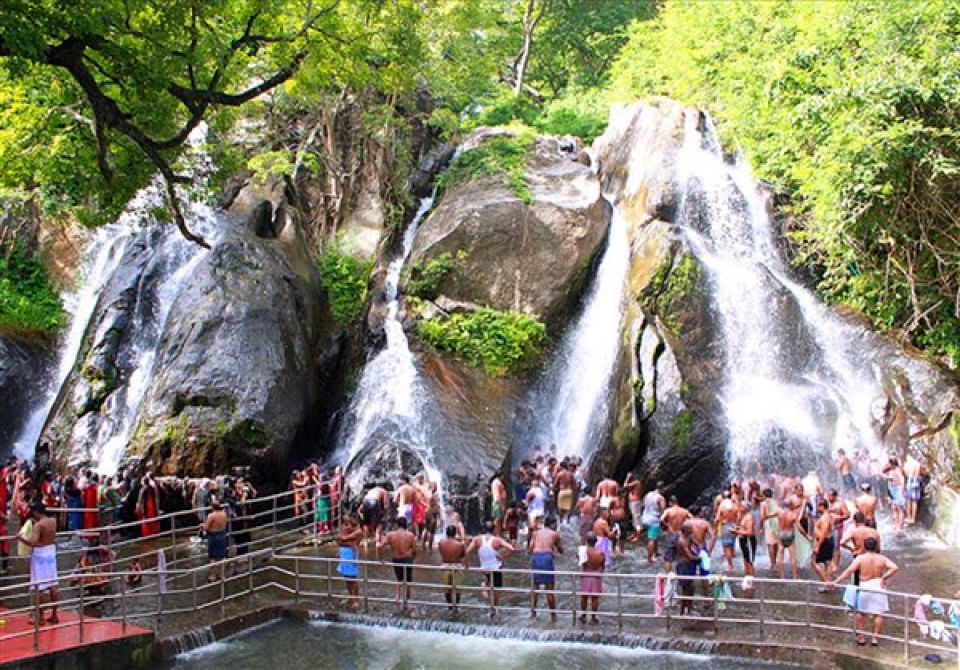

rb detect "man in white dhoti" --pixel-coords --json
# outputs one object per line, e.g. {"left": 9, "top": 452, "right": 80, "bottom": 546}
{"left": 830, "top": 537, "right": 898, "bottom": 647}
{"left": 18, "top": 503, "right": 59, "bottom": 624}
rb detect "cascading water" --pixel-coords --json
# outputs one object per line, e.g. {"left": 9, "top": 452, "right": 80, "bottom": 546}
{"left": 522, "top": 200, "right": 630, "bottom": 464}
{"left": 673, "top": 112, "right": 886, "bottom": 472}
{"left": 335, "top": 195, "right": 445, "bottom": 492}
{"left": 14, "top": 125, "right": 217, "bottom": 473}
{"left": 12, "top": 225, "right": 134, "bottom": 460}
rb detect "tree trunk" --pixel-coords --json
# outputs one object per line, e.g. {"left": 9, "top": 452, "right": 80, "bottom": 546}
{"left": 513, "top": 0, "right": 548, "bottom": 98}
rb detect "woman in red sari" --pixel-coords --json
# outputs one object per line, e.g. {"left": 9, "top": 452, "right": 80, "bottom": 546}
{"left": 83, "top": 472, "right": 100, "bottom": 529}
{"left": 137, "top": 473, "right": 161, "bottom": 537}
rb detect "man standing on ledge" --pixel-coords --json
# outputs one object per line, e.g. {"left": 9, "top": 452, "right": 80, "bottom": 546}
{"left": 19, "top": 503, "right": 59, "bottom": 624}
{"left": 830, "top": 537, "right": 898, "bottom": 647}
{"left": 378, "top": 517, "right": 417, "bottom": 608}
{"left": 204, "top": 501, "right": 229, "bottom": 583}
{"left": 528, "top": 515, "right": 563, "bottom": 620}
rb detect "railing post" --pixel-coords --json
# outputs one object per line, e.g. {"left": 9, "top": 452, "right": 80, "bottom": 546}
{"left": 758, "top": 579, "right": 765, "bottom": 639}
{"left": 120, "top": 570, "right": 128, "bottom": 634}
{"left": 158, "top": 572, "right": 164, "bottom": 628}
{"left": 903, "top": 593, "right": 909, "bottom": 664}
{"left": 327, "top": 557, "right": 333, "bottom": 598}
{"left": 804, "top": 581, "right": 811, "bottom": 641}
{"left": 171, "top": 522, "right": 178, "bottom": 566}
{"left": 571, "top": 574, "right": 578, "bottom": 625}
{"left": 248, "top": 554, "right": 254, "bottom": 595}
{"left": 713, "top": 577, "right": 719, "bottom": 634}
{"left": 79, "top": 582, "right": 85, "bottom": 642}
{"left": 529, "top": 572, "right": 535, "bottom": 618}
{"left": 488, "top": 570, "right": 495, "bottom": 618}
{"left": 192, "top": 568, "right": 199, "bottom": 628}
{"left": 294, "top": 557, "right": 301, "bottom": 602}
{"left": 362, "top": 562, "right": 369, "bottom": 613}
{"left": 271, "top": 496, "right": 278, "bottom": 556}
{"left": 451, "top": 567, "right": 459, "bottom": 615}
{"left": 32, "top": 589, "right": 40, "bottom": 652}
{"left": 617, "top": 576, "right": 623, "bottom": 631}
{"left": 220, "top": 561, "right": 226, "bottom": 605}
{"left": 402, "top": 563, "right": 408, "bottom": 612}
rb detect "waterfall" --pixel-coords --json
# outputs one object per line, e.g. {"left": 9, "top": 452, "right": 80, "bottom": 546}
{"left": 13, "top": 125, "right": 216, "bottom": 472}
{"left": 335, "top": 195, "right": 445, "bottom": 492}
{"left": 673, "top": 112, "right": 886, "bottom": 472}
{"left": 523, "top": 200, "right": 630, "bottom": 464}
{"left": 12, "top": 225, "right": 134, "bottom": 460}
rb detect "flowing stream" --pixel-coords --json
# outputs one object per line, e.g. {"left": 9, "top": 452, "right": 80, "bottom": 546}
{"left": 335, "top": 195, "right": 445, "bottom": 492}
{"left": 522, "top": 201, "right": 630, "bottom": 464}
{"left": 673, "top": 112, "right": 886, "bottom": 472}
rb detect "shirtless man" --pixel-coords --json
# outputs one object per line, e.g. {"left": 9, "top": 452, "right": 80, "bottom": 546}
{"left": 735, "top": 502, "right": 756, "bottom": 585}
{"left": 337, "top": 515, "right": 363, "bottom": 608}
{"left": 438, "top": 525, "right": 467, "bottom": 609}
{"left": 840, "top": 512, "right": 882, "bottom": 570}
{"left": 660, "top": 496, "right": 692, "bottom": 573}
{"left": 759, "top": 488, "right": 780, "bottom": 573}
{"left": 773, "top": 496, "right": 801, "bottom": 579}
{"left": 361, "top": 483, "right": 390, "bottom": 545}
{"left": 529, "top": 516, "right": 564, "bottom": 620}
{"left": 609, "top": 495, "right": 627, "bottom": 555}
{"left": 553, "top": 465, "right": 575, "bottom": 524}
{"left": 596, "top": 477, "right": 619, "bottom": 513}
{"left": 826, "top": 489, "right": 850, "bottom": 572}
{"left": 715, "top": 491, "right": 740, "bottom": 573}
{"left": 624, "top": 473, "right": 644, "bottom": 541}
{"left": 19, "top": 503, "right": 59, "bottom": 623}
{"left": 576, "top": 487, "right": 597, "bottom": 544}
{"left": 394, "top": 476, "right": 419, "bottom": 530}
{"left": 377, "top": 517, "right": 418, "bottom": 606}
{"left": 812, "top": 500, "right": 835, "bottom": 589}
{"left": 490, "top": 474, "right": 507, "bottom": 536}
{"left": 884, "top": 458, "right": 906, "bottom": 530}
{"left": 904, "top": 456, "right": 924, "bottom": 525}
{"left": 837, "top": 449, "right": 856, "bottom": 493}
{"left": 830, "top": 537, "right": 898, "bottom": 647}
{"left": 855, "top": 483, "right": 878, "bottom": 528}
{"left": 203, "top": 501, "right": 229, "bottom": 583}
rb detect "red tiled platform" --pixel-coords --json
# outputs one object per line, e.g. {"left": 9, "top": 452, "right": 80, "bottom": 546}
{"left": 0, "top": 607, "right": 152, "bottom": 666}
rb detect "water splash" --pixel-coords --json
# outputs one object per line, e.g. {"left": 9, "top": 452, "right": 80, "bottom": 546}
{"left": 523, "top": 200, "right": 629, "bottom": 464}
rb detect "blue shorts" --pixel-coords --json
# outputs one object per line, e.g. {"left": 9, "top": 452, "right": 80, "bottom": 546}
{"left": 645, "top": 523, "right": 662, "bottom": 541}
{"left": 207, "top": 531, "right": 228, "bottom": 560}
{"left": 531, "top": 552, "right": 555, "bottom": 586}
{"left": 337, "top": 546, "right": 358, "bottom": 579}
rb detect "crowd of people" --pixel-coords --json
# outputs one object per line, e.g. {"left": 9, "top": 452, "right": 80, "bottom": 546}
{"left": 329, "top": 449, "right": 931, "bottom": 647}
{"left": 0, "top": 447, "right": 936, "bottom": 647}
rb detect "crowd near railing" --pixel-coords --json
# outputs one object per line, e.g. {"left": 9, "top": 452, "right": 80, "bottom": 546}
{"left": 2, "top": 485, "right": 959, "bottom": 668}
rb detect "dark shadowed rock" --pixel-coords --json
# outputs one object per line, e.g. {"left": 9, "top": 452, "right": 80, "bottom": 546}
{"left": 129, "top": 205, "right": 342, "bottom": 479}
{"left": 0, "top": 334, "right": 54, "bottom": 456}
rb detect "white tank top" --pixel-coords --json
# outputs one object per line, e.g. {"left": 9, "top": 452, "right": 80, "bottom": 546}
{"left": 528, "top": 487, "right": 545, "bottom": 515}
{"left": 477, "top": 535, "right": 501, "bottom": 570}
{"left": 641, "top": 491, "right": 662, "bottom": 525}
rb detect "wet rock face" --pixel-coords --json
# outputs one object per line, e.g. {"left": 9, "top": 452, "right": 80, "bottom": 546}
{"left": 0, "top": 335, "right": 53, "bottom": 456}
{"left": 131, "top": 206, "right": 342, "bottom": 479}
{"left": 405, "top": 133, "right": 610, "bottom": 329}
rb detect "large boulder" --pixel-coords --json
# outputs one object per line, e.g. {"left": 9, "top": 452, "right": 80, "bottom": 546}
{"left": 404, "top": 132, "right": 610, "bottom": 329}
{"left": 129, "top": 200, "right": 342, "bottom": 479}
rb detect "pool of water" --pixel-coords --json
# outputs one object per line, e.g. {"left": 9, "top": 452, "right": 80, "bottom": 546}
{"left": 169, "top": 619, "right": 794, "bottom": 670}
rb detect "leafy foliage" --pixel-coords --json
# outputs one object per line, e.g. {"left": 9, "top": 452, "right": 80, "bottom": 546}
{"left": 415, "top": 308, "right": 546, "bottom": 376}
{"left": 436, "top": 134, "right": 534, "bottom": 203}
{"left": 406, "top": 251, "right": 467, "bottom": 300}
{"left": 319, "top": 249, "right": 372, "bottom": 325}
{"left": 0, "top": 240, "right": 64, "bottom": 337}
{"left": 609, "top": 0, "right": 960, "bottom": 365}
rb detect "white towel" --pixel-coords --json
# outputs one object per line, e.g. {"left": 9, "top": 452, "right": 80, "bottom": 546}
{"left": 30, "top": 544, "right": 57, "bottom": 591}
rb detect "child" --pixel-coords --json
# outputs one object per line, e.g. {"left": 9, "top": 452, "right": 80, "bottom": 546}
{"left": 316, "top": 483, "right": 332, "bottom": 534}
{"left": 504, "top": 501, "right": 520, "bottom": 543}
{"left": 126, "top": 557, "right": 143, "bottom": 585}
